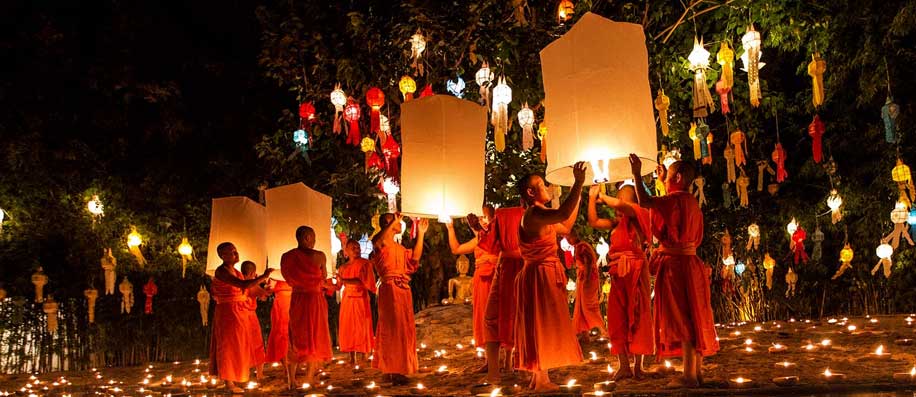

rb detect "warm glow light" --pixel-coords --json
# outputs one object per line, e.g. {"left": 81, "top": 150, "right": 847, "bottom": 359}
{"left": 566, "top": 379, "right": 577, "bottom": 387}
{"left": 246, "top": 382, "right": 257, "bottom": 390}
{"left": 664, "top": 360, "right": 672, "bottom": 368}
{"left": 821, "top": 339, "right": 832, "bottom": 347}
{"left": 127, "top": 228, "right": 143, "bottom": 248}
{"left": 436, "top": 365, "right": 447, "bottom": 373}
{"left": 178, "top": 237, "right": 193, "bottom": 256}
{"left": 87, "top": 195, "right": 104, "bottom": 216}
{"left": 848, "top": 325, "right": 857, "bottom": 332}
{"left": 489, "top": 388, "right": 502, "bottom": 397}
{"left": 875, "top": 345, "right": 885, "bottom": 355}
{"left": 754, "top": 325, "right": 762, "bottom": 331}
{"left": 416, "top": 383, "right": 425, "bottom": 390}
{"left": 824, "top": 368, "right": 833, "bottom": 376}
{"left": 734, "top": 377, "right": 746, "bottom": 383}
{"left": 744, "top": 338, "right": 753, "bottom": 346}
{"left": 786, "top": 218, "right": 798, "bottom": 235}
{"left": 589, "top": 351, "right": 598, "bottom": 360}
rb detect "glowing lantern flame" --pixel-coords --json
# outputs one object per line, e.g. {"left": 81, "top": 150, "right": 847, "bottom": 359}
{"left": 489, "top": 388, "right": 502, "bottom": 397}
{"left": 566, "top": 379, "right": 577, "bottom": 387}
{"left": 875, "top": 345, "right": 885, "bottom": 355}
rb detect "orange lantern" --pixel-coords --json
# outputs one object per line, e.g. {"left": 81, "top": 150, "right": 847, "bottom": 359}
{"left": 365, "top": 87, "right": 385, "bottom": 134}
{"left": 557, "top": 0, "right": 574, "bottom": 22}
{"left": 892, "top": 158, "right": 915, "bottom": 205}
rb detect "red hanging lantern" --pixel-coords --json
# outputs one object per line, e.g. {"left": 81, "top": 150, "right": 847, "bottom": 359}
{"left": 298, "top": 102, "right": 315, "bottom": 128}
{"left": 772, "top": 143, "right": 788, "bottom": 182}
{"left": 715, "top": 80, "right": 730, "bottom": 114}
{"left": 143, "top": 278, "right": 158, "bottom": 314}
{"left": 367, "top": 151, "right": 384, "bottom": 171}
{"left": 808, "top": 115, "right": 825, "bottom": 163}
{"left": 344, "top": 97, "right": 361, "bottom": 146}
{"left": 365, "top": 87, "right": 385, "bottom": 134}
{"left": 791, "top": 227, "right": 809, "bottom": 264}
{"left": 382, "top": 137, "right": 401, "bottom": 178}
{"left": 419, "top": 84, "right": 434, "bottom": 98}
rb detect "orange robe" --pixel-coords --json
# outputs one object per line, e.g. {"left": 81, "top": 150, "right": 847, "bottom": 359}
{"left": 337, "top": 258, "right": 377, "bottom": 354}
{"left": 208, "top": 265, "right": 252, "bottom": 383}
{"left": 649, "top": 191, "right": 719, "bottom": 357}
{"left": 471, "top": 245, "right": 498, "bottom": 346}
{"left": 607, "top": 208, "right": 655, "bottom": 355}
{"left": 481, "top": 206, "right": 525, "bottom": 349}
{"left": 372, "top": 243, "right": 419, "bottom": 375}
{"left": 514, "top": 224, "right": 583, "bottom": 371}
{"left": 280, "top": 249, "right": 333, "bottom": 363}
{"left": 572, "top": 242, "right": 606, "bottom": 335}
{"left": 245, "top": 294, "right": 266, "bottom": 366}
{"left": 265, "top": 280, "right": 292, "bottom": 363}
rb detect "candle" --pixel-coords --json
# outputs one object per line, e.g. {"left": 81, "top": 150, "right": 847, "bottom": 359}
{"left": 822, "top": 368, "right": 846, "bottom": 382}
{"left": 846, "top": 324, "right": 857, "bottom": 333}
{"left": 773, "top": 361, "right": 796, "bottom": 369}
{"left": 772, "top": 376, "right": 799, "bottom": 387}
{"left": 583, "top": 391, "right": 609, "bottom": 397}
{"left": 895, "top": 339, "right": 913, "bottom": 346}
{"left": 436, "top": 365, "right": 448, "bottom": 374}
{"left": 768, "top": 343, "right": 787, "bottom": 353}
{"left": 559, "top": 379, "right": 581, "bottom": 393}
{"left": 870, "top": 345, "right": 890, "bottom": 359}
{"left": 728, "top": 376, "right": 754, "bottom": 388}
{"left": 905, "top": 317, "right": 914, "bottom": 328}
{"left": 588, "top": 351, "right": 605, "bottom": 364}
{"left": 246, "top": 381, "right": 258, "bottom": 390}
{"left": 802, "top": 343, "right": 818, "bottom": 352}
{"left": 753, "top": 325, "right": 763, "bottom": 331}
{"left": 893, "top": 366, "right": 916, "bottom": 384}
{"left": 593, "top": 380, "right": 616, "bottom": 392}
{"left": 411, "top": 383, "right": 426, "bottom": 394}
{"left": 475, "top": 387, "right": 503, "bottom": 397}
{"left": 365, "top": 381, "right": 378, "bottom": 391}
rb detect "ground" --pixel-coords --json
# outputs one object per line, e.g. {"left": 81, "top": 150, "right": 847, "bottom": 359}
{"left": 3, "top": 305, "right": 916, "bottom": 396}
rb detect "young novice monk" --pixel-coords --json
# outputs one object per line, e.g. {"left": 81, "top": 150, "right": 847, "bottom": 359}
{"left": 587, "top": 182, "right": 654, "bottom": 380}
{"left": 515, "top": 162, "right": 587, "bottom": 392}
{"left": 566, "top": 229, "right": 608, "bottom": 341}
{"left": 264, "top": 278, "right": 292, "bottom": 365}
{"left": 627, "top": 154, "right": 719, "bottom": 388}
{"left": 240, "top": 261, "right": 268, "bottom": 381}
{"left": 336, "top": 239, "right": 377, "bottom": 366}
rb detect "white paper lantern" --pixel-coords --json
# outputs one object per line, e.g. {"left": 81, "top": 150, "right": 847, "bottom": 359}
{"left": 876, "top": 243, "right": 893, "bottom": 260}
{"left": 87, "top": 195, "right": 104, "bottom": 217}
{"left": 786, "top": 217, "right": 798, "bottom": 235}
{"left": 540, "top": 12, "right": 658, "bottom": 185}
{"left": 206, "top": 196, "right": 267, "bottom": 275}
{"left": 265, "top": 183, "right": 333, "bottom": 276}
{"left": 400, "top": 95, "right": 486, "bottom": 222}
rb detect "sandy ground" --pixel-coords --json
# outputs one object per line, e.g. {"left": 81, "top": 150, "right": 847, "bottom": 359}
{"left": 3, "top": 314, "right": 916, "bottom": 396}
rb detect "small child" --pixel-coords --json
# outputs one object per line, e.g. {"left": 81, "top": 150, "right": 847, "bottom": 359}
{"left": 240, "top": 261, "right": 268, "bottom": 381}
{"left": 566, "top": 229, "right": 608, "bottom": 341}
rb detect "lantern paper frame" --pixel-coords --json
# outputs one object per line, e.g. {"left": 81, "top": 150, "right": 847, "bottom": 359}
{"left": 206, "top": 197, "right": 268, "bottom": 275}
{"left": 265, "top": 183, "right": 334, "bottom": 277}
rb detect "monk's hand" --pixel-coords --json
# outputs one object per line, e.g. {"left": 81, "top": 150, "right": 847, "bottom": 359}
{"left": 572, "top": 161, "right": 587, "bottom": 185}
{"left": 444, "top": 218, "right": 454, "bottom": 229}
{"left": 261, "top": 268, "right": 274, "bottom": 278}
{"left": 588, "top": 185, "right": 600, "bottom": 200}
{"left": 656, "top": 163, "right": 667, "bottom": 182}
{"left": 466, "top": 213, "right": 481, "bottom": 232}
{"left": 629, "top": 154, "right": 642, "bottom": 177}
{"left": 417, "top": 218, "right": 430, "bottom": 233}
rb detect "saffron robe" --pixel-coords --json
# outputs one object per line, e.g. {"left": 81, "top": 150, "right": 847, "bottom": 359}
{"left": 572, "top": 242, "right": 607, "bottom": 335}
{"left": 649, "top": 191, "right": 719, "bottom": 357}
{"left": 281, "top": 248, "right": 333, "bottom": 363}
{"left": 607, "top": 207, "right": 655, "bottom": 355}
{"left": 514, "top": 224, "right": 583, "bottom": 371}
{"left": 372, "top": 243, "right": 419, "bottom": 375}
{"left": 480, "top": 206, "right": 525, "bottom": 348}
{"left": 471, "top": 244, "right": 499, "bottom": 346}
{"left": 208, "top": 265, "right": 252, "bottom": 383}
{"left": 337, "top": 258, "right": 377, "bottom": 354}
{"left": 265, "top": 280, "right": 292, "bottom": 363}
{"left": 244, "top": 293, "right": 266, "bottom": 366}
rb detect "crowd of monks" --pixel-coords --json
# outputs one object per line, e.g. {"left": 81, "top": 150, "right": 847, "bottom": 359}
{"left": 207, "top": 155, "right": 718, "bottom": 393}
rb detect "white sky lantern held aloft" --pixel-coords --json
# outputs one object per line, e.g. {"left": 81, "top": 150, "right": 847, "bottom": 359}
{"left": 400, "top": 95, "right": 486, "bottom": 223}
{"left": 265, "top": 183, "right": 333, "bottom": 276}
{"left": 206, "top": 197, "right": 267, "bottom": 275}
{"left": 540, "top": 12, "right": 658, "bottom": 185}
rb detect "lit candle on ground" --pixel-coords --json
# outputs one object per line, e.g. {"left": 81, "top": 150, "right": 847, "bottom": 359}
{"left": 744, "top": 346, "right": 754, "bottom": 353}
{"left": 870, "top": 345, "right": 890, "bottom": 359}
{"left": 583, "top": 391, "right": 609, "bottom": 397}
{"left": 658, "top": 360, "right": 677, "bottom": 374}
{"left": 774, "top": 361, "right": 796, "bottom": 369}
{"left": 411, "top": 383, "right": 426, "bottom": 394}
{"left": 593, "top": 380, "right": 616, "bottom": 392}
{"left": 475, "top": 387, "right": 503, "bottom": 397}
{"left": 846, "top": 325, "right": 857, "bottom": 333}
{"left": 588, "top": 351, "right": 605, "bottom": 363}
{"left": 768, "top": 343, "right": 787, "bottom": 353}
{"left": 559, "top": 379, "right": 581, "bottom": 393}
{"left": 895, "top": 339, "right": 913, "bottom": 346}
{"left": 803, "top": 343, "right": 818, "bottom": 352}
{"left": 773, "top": 376, "right": 799, "bottom": 386}
{"left": 820, "top": 339, "right": 832, "bottom": 349}
{"left": 822, "top": 368, "right": 846, "bottom": 382}
{"left": 436, "top": 365, "right": 448, "bottom": 374}
{"left": 905, "top": 317, "right": 914, "bottom": 328}
{"left": 246, "top": 381, "right": 258, "bottom": 390}
{"left": 365, "top": 381, "right": 377, "bottom": 390}
{"left": 893, "top": 366, "right": 916, "bottom": 384}
{"left": 728, "top": 376, "right": 754, "bottom": 388}
{"left": 754, "top": 325, "right": 763, "bottom": 332}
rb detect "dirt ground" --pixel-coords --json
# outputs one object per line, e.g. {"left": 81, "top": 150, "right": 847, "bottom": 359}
{"left": 3, "top": 314, "right": 916, "bottom": 396}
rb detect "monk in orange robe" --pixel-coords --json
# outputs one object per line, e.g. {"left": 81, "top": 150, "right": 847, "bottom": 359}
{"left": 372, "top": 213, "right": 429, "bottom": 385}
{"left": 264, "top": 279, "right": 292, "bottom": 364}
{"left": 566, "top": 230, "right": 608, "bottom": 340}
{"left": 280, "top": 226, "right": 333, "bottom": 389}
{"left": 587, "top": 182, "right": 654, "bottom": 380}
{"left": 337, "top": 239, "right": 377, "bottom": 366}
{"left": 444, "top": 205, "right": 497, "bottom": 351}
{"left": 515, "top": 162, "right": 586, "bottom": 392}
{"left": 479, "top": 205, "right": 525, "bottom": 382}
{"left": 240, "top": 261, "right": 268, "bottom": 381}
{"left": 626, "top": 154, "right": 719, "bottom": 388}
{"left": 208, "top": 242, "right": 273, "bottom": 393}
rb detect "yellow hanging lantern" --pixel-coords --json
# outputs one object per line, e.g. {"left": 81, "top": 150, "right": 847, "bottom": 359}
{"left": 654, "top": 89, "right": 670, "bottom": 137}
{"left": 687, "top": 38, "right": 715, "bottom": 118}
{"left": 763, "top": 253, "right": 776, "bottom": 290}
{"left": 832, "top": 243, "right": 854, "bottom": 280}
{"left": 84, "top": 288, "right": 99, "bottom": 323}
{"left": 717, "top": 42, "right": 734, "bottom": 89}
{"left": 399, "top": 75, "right": 417, "bottom": 101}
{"left": 741, "top": 25, "right": 763, "bottom": 107}
{"left": 178, "top": 237, "right": 193, "bottom": 278}
{"left": 87, "top": 194, "right": 104, "bottom": 220}
{"left": 127, "top": 226, "right": 146, "bottom": 266}
{"left": 807, "top": 52, "right": 827, "bottom": 108}
{"left": 537, "top": 119, "right": 548, "bottom": 163}
{"left": 892, "top": 158, "right": 915, "bottom": 206}
{"left": 557, "top": 0, "right": 574, "bottom": 23}
{"left": 689, "top": 122, "right": 700, "bottom": 160}
{"left": 360, "top": 137, "right": 376, "bottom": 173}
{"left": 826, "top": 189, "right": 843, "bottom": 224}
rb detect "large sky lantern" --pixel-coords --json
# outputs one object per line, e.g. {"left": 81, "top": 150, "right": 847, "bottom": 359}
{"left": 265, "top": 183, "right": 333, "bottom": 276}
{"left": 539, "top": 12, "right": 658, "bottom": 185}
{"left": 400, "top": 94, "right": 486, "bottom": 223}
{"left": 206, "top": 196, "right": 267, "bottom": 275}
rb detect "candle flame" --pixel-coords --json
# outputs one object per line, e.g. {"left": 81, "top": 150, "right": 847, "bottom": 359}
{"left": 876, "top": 345, "right": 885, "bottom": 355}
{"left": 416, "top": 383, "right": 425, "bottom": 390}
{"left": 566, "top": 379, "right": 577, "bottom": 387}
{"left": 910, "top": 366, "right": 915, "bottom": 376}
{"left": 589, "top": 351, "right": 598, "bottom": 360}
{"left": 821, "top": 339, "right": 831, "bottom": 346}
{"left": 824, "top": 368, "right": 832, "bottom": 376}
{"left": 805, "top": 344, "right": 815, "bottom": 351}
{"left": 489, "top": 388, "right": 502, "bottom": 397}
{"left": 773, "top": 343, "right": 783, "bottom": 348}
{"left": 246, "top": 382, "right": 257, "bottom": 390}
{"left": 754, "top": 326, "right": 762, "bottom": 331}
{"left": 595, "top": 392, "right": 606, "bottom": 396}
{"left": 848, "top": 325, "right": 857, "bottom": 332}
{"left": 745, "top": 338, "right": 753, "bottom": 345}
{"left": 366, "top": 381, "right": 376, "bottom": 389}
{"left": 301, "top": 383, "right": 310, "bottom": 389}
{"left": 664, "top": 360, "right": 672, "bottom": 368}
{"left": 437, "top": 365, "right": 447, "bottom": 372}
{"left": 734, "top": 377, "right": 746, "bottom": 383}
{"left": 607, "top": 364, "right": 614, "bottom": 374}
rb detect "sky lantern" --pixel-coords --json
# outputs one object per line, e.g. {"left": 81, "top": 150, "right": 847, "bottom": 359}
{"left": 741, "top": 25, "right": 763, "bottom": 107}
{"left": 206, "top": 196, "right": 267, "bottom": 275}
{"left": 344, "top": 97, "right": 361, "bottom": 146}
{"left": 330, "top": 84, "right": 347, "bottom": 134}
{"left": 265, "top": 183, "right": 333, "bottom": 275}
{"left": 400, "top": 95, "right": 486, "bottom": 223}
{"left": 540, "top": 12, "right": 658, "bottom": 185}
{"left": 687, "top": 37, "right": 715, "bottom": 118}
{"left": 365, "top": 87, "right": 385, "bottom": 135}
{"left": 399, "top": 76, "right": 417, "bottom": 101}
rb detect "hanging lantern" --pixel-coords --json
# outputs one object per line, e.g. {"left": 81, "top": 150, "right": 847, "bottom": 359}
{"left": 833, "top": 243, "right": 854, "bottom": 280}
{"left": 298, "top": 101, "right": 316, "bottom": 136}
{"left": 808, "top": 52, "right": 826, "bottom": 108}
{"left": 360, "top": 137, "right": 376, "bottom": 173}
{"left": 746, "top": 223, "right": 760, "bottom": 251}
{"left": 705, "top": 131, "right": 715, "bottom": 166}
{"left": 716, "top": 42, "right": 734, "bottom": 114}
{"left": 772, "top": 143, "right": 788, "bottom": 182}
{"left": 811, "top": 225, "right": 825, "bottom": 262}
{"left": 785, "top": 267, "right": 797, "bottom": 297}
{"left": 826, "top": 189, "right": 843, "bottom": 224}
{"left": 101, "top": 248, "right": 117, "bottom": 295}
{"left": 537, "top": 118, "right": 548, "bottom": 163}
{"left": 518, "top": 102, "right": 535, "bottom": 151}
{"left": 197, "top": 286, "right": 210, "bottom": 326}
{"left": 84, "top": 288, "right": 98, "bottom": 323}
{"left": 447, "top": 75, "right": 466, "bottom": 98}
{"left": 32, "top": 267, "right": 48, "bottom": 302}
{"left": 491, "top": 77, "right": 512, "bottom": 152}
{"left": 763, "top": 253, "right": 776, "bottom": 290}
{"left": 178, "top": 237, "right": 193, "bottom": 278}
{"left": 689, "top": 122, "right": 701, "bottom": 160}
{"left": 382, "top": 177, "right": 400, "bottom": 212}
{"left": 420, "top": 84, "right": 434, "bottom": 98}
{"left": 87, "top": 195, "right": 104, "bottom": 220}
{"left": 872, "top": 243, "right": 894, "bottom": 279}
{"left": 382, "top": 136, "right": 401, "bottom": 177}
{"left": 661, "top": 148, "right": 681, "bottom": 169}
{"left": 692, "top": 176, "right": 707, "bottom": 208}
{"left": 721, "top": 229, "right": 733, "bottom": 258}
{"left": 43, "top": 296, "right": 59, "bottom": 334}
{"left": 735, "top": 260, "right": 746, "bottom": 276}
{"left": 330, "top": 84, "right": 347, "bottom": 134}
{"left": 757, "top": 159, "right": 775, "bottom": 192}
{"left": 882, "top": 96, "right": 898, "bottom": 144}
{"left": 786, "top": 217, "right": 798, "bottom": 236}
{"left": 475, "top": 61, "right": 494, "bottom": 109}
{"left": 737, "top": 172, "right": 750, "bottom": 207}
{"left": 365, "top": 87, "right": 385, "bottom": 135}
{"left": 730, "top": 129, "right": 747, "bottom": 167}
{"left": 909, "top": 208, "right": 916, "bottom": 240}
{"left": 892, "top": 158, "right": 915, "bottom": 206}
{"left": 808, "top": 115, "right": 825, "bottom": 163}
{"left": 884, "top": 201, "right": 915, "bottom": 249}
{"left": 380, "top": 114, "right": 391, "bottom": 139}
{"left": 344, "top": 97, "right": 361, "bottom": 146}
{"left": 741, "top": 25, "right": 763, "bottom": 107}
{"left": 724, "top": 145, "right": 736, "bottom": 183}
{"left": 557, "top": 0, "right": 574, "bottom": 23}
{"left": 127, "top": 226, "right": 146, "bottom": 266}
{"left": 293, "top": 129, "right": 308, "bottom": 146}
{"left": 654, "top": 89, "right": 670, "bottom": 136}
{"left": 687, "top": 37, "right": 715, "bottom": 118}
{"left": 119, "top": 277, "right": 134, "bottom": 314}
{"left": 143, "top": 278, "right": 158, "bottom": 314}
{"left": 595, "top": 237, "right": 609, "bottom": 268}
{"left": 410, "top": 30, "right": 427, "bottom": 75}
{"left": 697, "top": 120, "right": 711, "bottom": 162}
{"left": 399, "top": 76, "right": 417, "bottom": 102}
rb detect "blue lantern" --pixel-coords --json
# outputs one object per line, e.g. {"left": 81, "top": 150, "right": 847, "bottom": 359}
{"left": 908, "top": 208, "right": 916, "bottom": 239}
{"left": 735, "top": 260, "right": 746, "bottom": 276}
{"left": 293, "top": 129, "right": 308, "bottom": 146}
{"left": 447, "top": 76, "right": 466, "bottom": 98}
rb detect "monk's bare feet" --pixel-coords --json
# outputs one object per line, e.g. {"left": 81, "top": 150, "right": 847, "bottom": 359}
{"left": 531, "top": 380, "right": 560, "bottom": 393}
{"left": 614, "top": 368, "right": 634, "bottom": 381}
{"left": 634, "top": 368, "right": 647, "bottom": 380}
{"left": 225, "top": 381, "right": 244, "bottom": 394}
{"left": 664, "top": 376, "right": 699, "bottom": 389}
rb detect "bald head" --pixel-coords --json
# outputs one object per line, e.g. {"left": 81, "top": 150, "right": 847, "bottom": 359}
{"left": 295, "top": 226, "right": 316, "bottom": 248}
{"left": 668, "top": 160, "right": 696, "bottom": 189}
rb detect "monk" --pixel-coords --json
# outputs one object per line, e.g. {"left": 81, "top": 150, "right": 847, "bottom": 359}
{"left": 626, "top": 154, "right": 719, "bottom": 388}
{"left": 280, "top": 226, "right": 333, "bottom": 389}
{"left": 240, "top": 261, "right": 268, "bottom": 381}
{"left": 264, "top": 278, "right": 292, "bottom": 364}
{"left": 515, "top": 162, "right": 586, "bottom": 392}
{"left": 587, "top": 181, "right": 654, "bottom": 380}
{"left": 209, "top": 242, "right": 273, "bottom": 393}
{"left": 566, "top": 229, "right": 608, "bottom": 340}
{"left": 444, "top": 205, "right": 498, "bottom": 351}
{"left": 372, "top": 213, "right": 429, "bottom": 385}
{"left": 337, "top": 239, "right": 377, "bottom": 366}
{"left": 479, "top": 205, "right": 526, "bottom": 382}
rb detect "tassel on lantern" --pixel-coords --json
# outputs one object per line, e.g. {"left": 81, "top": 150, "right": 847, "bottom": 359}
{"left": 737, "top": 171, "right": 750, "bottom": 207}
{"left": 705, "top": 132, "right": 714, "bottom": 165}
{"left": 119, "top": 277, "right": 134, "bottom": 314}
{"left": 537, "top": 121, "right": 548, "bottom": 163}
{"left": 730, "top": 129, "right": 747, "bottom": 167}
{"left": 491, "top": 77, "right": 512, "bottom": 152}
{"left": 808, "top": 52, "right": 826, "bottom": 108}
{"left": 399, "top": 76, "right": 416, "bottom": 102}
{"left": 330, "top": 84, "right": 347, "bottom": 134}
{"left": 409, "top": 30, "right": 426, "bottom": 76}
{"left": 344, "top": 97, "right": 361, "bottom": 146}
{"left": 747, "top": 224, "right": 760, "bottom": 251}
{"left": 143, "top": 278, "right": 157, "bottom": 314}
{"left": 476, "top": 62, "right": 494, "bottom": 109}
{"left": 654, "top": 89, "right": 670, "bottom": 136}
{"left": 808, "top": 115, "right": 825, "bottom": 163}
{"left": 43, "top": 297, "right": 59, "bottom": 334}
{"left": 382, "top": 137, "right": 401, "bottom": 177}
{"left": 366, "top": 87, "right": 385, "bottom": 135}
{"left": 84, "top": 288, "right": 98, "bottom": 323}
{"left": 741, "top": 25, "right": 763, "bottom": 107}
{"left": 687, "top": 38, "right": 715, "bottom": 118}
{"left": 763, "top": 253, "right": 776, "bottom": 290}
{"left": 872, "top": 243, "right": 894, "bottom": 279}
{"left": 832, "top": 244, "right": 854, "bottom": 280}
{"left": 884, "top": 201, "right": 915, "bottom": 249}
{"left": 197, "top": 286, "right": 210, "bottom": 326}
{"left": 757, "top": 159, "right": 775, "bottom": 192}
{"left": 360, "top": 137, "right": 376, "bottom": 173}
{"left": 689, "top": 122, "right": 700, "bottom": 160}
{"left": 892, "top": 158, "right": 915, "bottom": 206}
{"left": 882, "top": 96, "right": 899, "bottom": 144}
{"left": 724, "top": 145, "right": 736, "bottom": 183}
{"left": 772, "top": 143, "right": 788, "bottom": 182}
{"left": 419, "top": 84, "right": 433, "bottom": 98}
{"left": 691, "top": 176, "right": 707, "bottom": 208}
{"left": 126, "top": 226, "right": 146, "bottom": 266}
{"left": 518, "top": 102, "right": 535, "bottom": 150}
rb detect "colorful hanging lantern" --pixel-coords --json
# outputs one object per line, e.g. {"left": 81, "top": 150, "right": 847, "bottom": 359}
{"left": 787, "top": 217, "right": 798, "bottom": 236}
{"left": 447, "top": 75, "right": 466, "bottom": 98}
{"left": 716, "top": 42, "right": 734, "bottom": 114}
{"left": 826, "top": 189, "right": 843, "bottom": 224}
{"left": 84, "top": 288, "right": 98, "bottom": 323}
{"left": 344, "top": 97, "right": 361, "bottom": 146}
{"left": 475, "top": 61, "right": 494, "bottom": 109}
{"left": 763, "top": 253, "right": 776, "bottom": 290}
{"left": 399, "top": 76, "right": 417, "bottom": 101}
{"left": 909, "top": 208, "right": 916, "bottom": 240}
{"left": 792, "top": 226, "right": 809, "bottom": 264}
{"left": 298, "top": 101, "right": 316, "bottom": 137}
{"left": 360, "top": 137, "right": 376, "bottom": 173}
{"left": 31, "top": 267, "right": 47, "bottom": 302}
{"left": 691, "top": 176, "right": 707, "bottom": 208}
{"left": 721, "top": 181, "right": 733, "bottom": 208}
{"left": 737, "top": 171, "right": 750, "bottom": 208}
{"left": 715, "top": 80, "right": 730, "bottom": 115}
{"left": 872, "top": 243, "right": 894, "bottom": 279}
{"left": 43, "top": 296, "right": 59, "bottom": 334}
{"left": 811, "top": 225, "right": 824, "bottom": 262}
{"left": 365, "top": 87, "right": 385, "bottom": 135}
{"left": 772, "top": 143, "right": 788, "bottom": 182}
{"left": 537, "top": 119, "right": 548, "bottom": 163}
{"left": 197, "top": 286, "right": 210, "bottom": 326}
{"left": 705, "top": 131, "right": 715, "bottom": 165}
{"left": 382, "top": 177, "right": 400, "bottom": 212}
{"left": 101, "top": 248, "right": 117, "bottom": 295}
{"left": 757, "top": 159, "right": 775, "bottom": 192}
{"left": 735, "top": 260, "right": 746, "bottom": 276}
{"left": 87, "top": 194, "right": 104, "bottom": 220}
{"left": 687, "top": 38, "right": 715, "bottom": 118}
{"left": 808, "top": 52, "right": 826, "bottom": 108}
{"left": 689, "top": 122, "right": 700, "bottom": 160}
{"left": 420, "top": 84, "right": 434, "bottom": 98}
{"left": 382, "top": 136, "right": 401, "bottom": 177}
{"left": 884, "top": 201, "right": 915, "bottom": 249}
{"left": 808, "top": 115, "right": 825, "bottom": 163}
{"left": 654, "top": 89, "right": 670, "bottom": 136}
{"left": 882, "top": 96, "right": 899, "bottom": 143}
{"left": 143, "top": 278, "right": 157, "bottom": 314}
{"left": 730, "top": 129, "right": 747, "bottom": 167}
{"left": 518, "top": 102, "right": 535, "bottom": 151}
{"left": 746, "top": 223, "right": 760, "bottom": 251}
{"left": 721, "top": 229, "right": 733, "bottom": 258}
{"left": 724, "top": 145, "right": 736, "bottom": 183}
{"left": 127, "top": 226, "right": 146, "bottom": 266}
{"left": 557, "top": 0, "right": 574, "bottom": 22}
{"left": 741, "top": 25, "right": 763, "bottom": 107}
{"left": 410, "top": 30, "right": 427, "bottom": 75}
{"left": 892, "top": 158, "right": 915, "bottom": 206}
{"left": 832, "top": 243, "right": 854, "bottom": 280}
{"left": 330, "top": 84, "right": 347, "bottom": 134}
{"left": 178, "top": 237, "right": 193, "bottom": 278}
{"left": 697, "top": 120, "right": 711, "bottom": 162}
{"left": 119, "top": 277, "right": 134, "bottom": 314}
{"left": 785, "top": 267, "right": 797, "bottom": 297}
{"left": 491, "top": 77, "right": 512, "bottom": 152}
{"left": 293, "top": 129, "right": 308, "bottom": 146}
